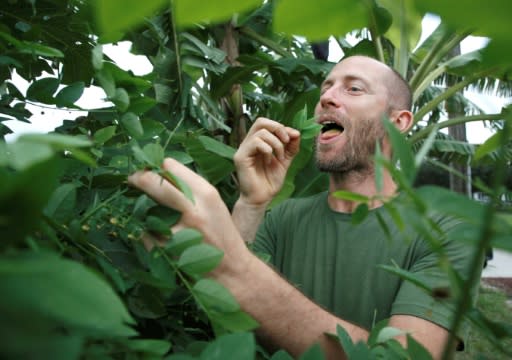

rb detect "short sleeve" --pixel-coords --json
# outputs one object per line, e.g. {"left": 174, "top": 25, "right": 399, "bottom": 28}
{"left": 252, "top": 208, "right": 278, "bottom": 264}
{"left": 390, "top": 216, "right": 482, "bottom": 345}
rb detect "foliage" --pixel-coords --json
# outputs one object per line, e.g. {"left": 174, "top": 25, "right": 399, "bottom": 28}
{"left": 1, "top": 0, "right": 512, "bottom": 359}
{"left": 455, "top": 284, "right": 512, "bottom": 360}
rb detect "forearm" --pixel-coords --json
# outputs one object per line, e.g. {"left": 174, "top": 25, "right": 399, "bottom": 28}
{"left": 231, "top": 198, "right": 268, "bottom": 243}
{"left": 214, "top": 251, "right": 369, "bottom": 359}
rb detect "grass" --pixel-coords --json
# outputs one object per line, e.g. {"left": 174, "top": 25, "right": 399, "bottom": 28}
{"left": 455, "top": 282, "right": 512, "bottom": 360}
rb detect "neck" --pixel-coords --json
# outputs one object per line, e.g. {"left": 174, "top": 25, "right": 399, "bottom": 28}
{"left": 327, "top": 168, "right": 397, "bottom": 213}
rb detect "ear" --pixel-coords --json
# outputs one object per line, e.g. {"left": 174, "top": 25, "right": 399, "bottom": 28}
{"left": 390, "top": 109, "right": 413, "bottom": 134}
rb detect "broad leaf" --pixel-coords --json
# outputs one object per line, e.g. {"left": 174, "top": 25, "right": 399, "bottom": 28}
{"left": 193, "top": 279, "right": 239, "bottom": 313}
{"left": 0, "top": 253, "right": 136, "bottom": 336}
{"left": 209, "top": 310, "right": 259, "bottom": 332}
{"left": 95, "top": 0, "right": 167, "bottom": 41}
{"left": 199, "top": 332, "right": 255, "bottom": 360}
{"left": 376, "top": 326, "right": 407, "bottom": 344}
{"left": 55, "top": 82, "right": 85, "bottom": 107}
{"left": 197, "top": 136, "right": 236, "bottom": 160}
{"left": 121, "top": 112, "right": 144, "bottom": 139}
{"left": 94, "top": 126, "right": 117, "bottom": 144}
{"left": 383, "top": 118, "right": 416, "bottom": 185}
{"left": 174, "top": 0, "right": 261, "bottom": 27}
{"left": 26, "top": 77, "right": 60, "bottom": 104}
{"left": 178, "top": 244, "right": 224, "bottom": 276}
{"left": 275, "top": 0, "right": 367, "bottom": 41}
{"left": 166, "top": 228, "right": 203, "bottom": 256}
{"left": 43, "top": 183, "right": 77, "bottom": 224}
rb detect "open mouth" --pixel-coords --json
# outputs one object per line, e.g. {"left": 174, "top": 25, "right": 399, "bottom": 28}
{"left": 321, "top": 121, "right": 344, "bottom": 136}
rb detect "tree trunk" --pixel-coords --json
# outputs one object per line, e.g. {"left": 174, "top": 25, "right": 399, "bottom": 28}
{"left": 446, "top": 44, "right": 471, "bottom": 196}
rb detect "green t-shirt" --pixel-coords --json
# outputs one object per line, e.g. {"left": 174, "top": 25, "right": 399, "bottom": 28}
{"left": 254, "top": 191, "right": 477, "bottom": 335}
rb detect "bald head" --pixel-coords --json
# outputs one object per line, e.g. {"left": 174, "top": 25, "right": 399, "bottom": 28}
{"left": 338, "top": 56, "right": 412, "bottom": 112}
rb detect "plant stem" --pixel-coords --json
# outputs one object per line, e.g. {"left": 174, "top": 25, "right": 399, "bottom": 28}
{"left": 409, "top": 113, "right": 503, "bottom": 143}
{"left": 239, "top": 26, "right": 293, "bottom": 58}
{"left": 440, "top": 120, "right": 510, "bottom": 360}
{"left": 413, "top": 68, "right": 497, "bottom": 125}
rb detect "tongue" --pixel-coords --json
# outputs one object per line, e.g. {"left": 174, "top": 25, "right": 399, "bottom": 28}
{"left": 321, "top": 128, "right": 342, "bottom": 139}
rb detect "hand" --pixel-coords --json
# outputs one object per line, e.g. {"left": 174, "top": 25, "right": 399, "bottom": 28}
{"left": 128, "top": 158, "right": 250, "bottom": 269}
{"left": 234, "top": 118, "right": 300, "bottom": 206}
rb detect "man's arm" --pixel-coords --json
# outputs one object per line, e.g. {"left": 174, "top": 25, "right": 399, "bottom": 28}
{"left": 128, "top": 158, "right": 453, "bottom": 360}
{"left": 232, "top": 118, "right": 300, "bottom": 242}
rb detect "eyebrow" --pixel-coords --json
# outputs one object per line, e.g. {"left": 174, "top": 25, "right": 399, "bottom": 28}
{"left": 321, "top": 73, "right": 371, "bottom": 89}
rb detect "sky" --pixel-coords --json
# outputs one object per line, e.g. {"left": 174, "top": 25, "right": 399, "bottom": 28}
{"left": 4, "top": 14, "right": 511, "bottom": 144}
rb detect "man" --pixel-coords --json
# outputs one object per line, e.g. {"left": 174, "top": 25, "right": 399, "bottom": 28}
{"left": 129, "top": 56, "right": 476, "bottom": 359}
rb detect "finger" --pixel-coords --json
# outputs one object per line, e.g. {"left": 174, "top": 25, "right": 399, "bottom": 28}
{"left": 247, "top": 117, "right": 286, "bottom": 137}
{"left": 272, "top": 126, "right": 290, "bottom": 144}
{"left": 141, "top": 232, "right": 167, "bottom": 251}
{"left": 285, "top": 126, "right": 301, "bottom": 139}
{"left": 285, "top": 131, "right": 301, "bottom": 158}
{"left": 257, "top": 130, "right": 287, "bottom": 161}
{"left": 128, "top": 169, "right": 191, "bottom": 213}
{"left": 255, "top": 141, "right": 274, "bottom": 165}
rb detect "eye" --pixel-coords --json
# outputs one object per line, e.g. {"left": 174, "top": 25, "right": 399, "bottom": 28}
{"left": 347, "top": 85, "right": 363, "bottom": 93}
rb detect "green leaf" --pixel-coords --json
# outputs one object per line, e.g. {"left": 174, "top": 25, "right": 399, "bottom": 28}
{"left": 19, "top": 133, "right": 93, "bottom": 149}
{"left": 55, "top": 82, "right": 85, "bottom": 107}
{"left": 92, "top": 44, "right": 103, "bottom": 70}
{"left": 112, "top": 88, "right": 130, "bottom": 111}
{"left": 376, "top": 326, "right": 406, "bottom": 344}
{"left": 122, "top": 338, "right": 172, "bottom": 355}
{"left": 95, "top": 0, "right": 168, "bottom": 41}
{"left": 148, "top": 250, "right": 176, "bottom": 290}
{"left": 43, "top": 183, "right": 77, "bottom": 224}
{"left": 178, "top": 244, "right": 224, "bottom": 276}
{"left": 270, "top": 350, "right": 294, "bottom": 360}
{"left": 168, "top": 150, "right": 194, "bottom": 164}
{"left": 146, "top": 215, "right": 171, "bottom": 236}
{"left": 0, "top": 30, "right": 65, "bottom": 58}
{"left": 140, "top": 118, "right": 166, "bottom": 139}
{"left": 199, "top": 332, "right": 255, "bottom": 360}
{"left": 298, "top": 344, "right": 325, "bottom": 360}
{"left": 300, "top": 122, "right": 322, "bottom": 140}
{"left": 94, "top": 126, "right": 117, "bottom": 144}
{"left": 198, "top": 135, "right": 236, "bottom": 160}
{"left": 143, "top": 143, "right": 165, "bottom": 166}
{"left": 0, "top": 253, "right": 136, "bottom": 337}
{"left": 121, "top": 112, "right": 144, "bottom": 139}
{"left": 7, "top": 140, "right": 54, "bottom": 170}
{"left": 129, "top": 97, "right": 158, "bottom": 115}
{"left": 175, "top": 0, "right": 261, "bottom": 27}
{"left": 416, "top": 186, "right": 485, "bottom": 222}
{"left": 274, "top": 0, "right": 367, "bottom": 41}
{"left": 474, "top": 131, "right": 501, "bottom": 161}
{"left": 406, "top": 335, "right": 432, "bottom": 360}
{"left": 351, "top": 203, "right": 369, "bottom": 225}
{"left": 414, "top": 124, "right": 440, "bottom": 167}
{"left": 161, "top": 169, "right": 195, "bottom": 204}
{"left": 193, "top": 278, "right": 239, "bottom": 313}
{"left": 186, "top": 137, "right": 234, "bottom": 185}
{"left": 166, "top": 228, "right": 203, "bottom": 256}
{"left": 181, "top": 33, "right": 227, "bottom": 64}
{"left": 26, "top": 77, "right": 60, "bottom": 104}
{"left": 382, "top": 118, "right": 416, "bottom": 185}
{"left": 378, "top": 265, "right": 432, "bottom": 293}
{"left": 331, "top": 190, "right": 369, "bottom": 202}
{"left": 335, "top": 324, "right": 355, "bottom": 356}
{"left": 209, "top": 310, "right": 259, "bottom": 332}
{"left": 96, "top": 68, "right": 116, "bottom": 97}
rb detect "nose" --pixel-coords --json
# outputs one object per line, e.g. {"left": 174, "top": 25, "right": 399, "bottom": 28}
{"left": 319, "top": 85, "right": 341, "bottom": 110}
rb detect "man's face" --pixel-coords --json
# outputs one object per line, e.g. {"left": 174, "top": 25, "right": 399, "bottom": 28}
{"left": 314, "top": 56, "right": 391, "bottom": 174}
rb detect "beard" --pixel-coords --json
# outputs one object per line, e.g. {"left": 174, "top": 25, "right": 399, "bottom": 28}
{"left": 315, "top": 114, "right": 387, "bottom": 175}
